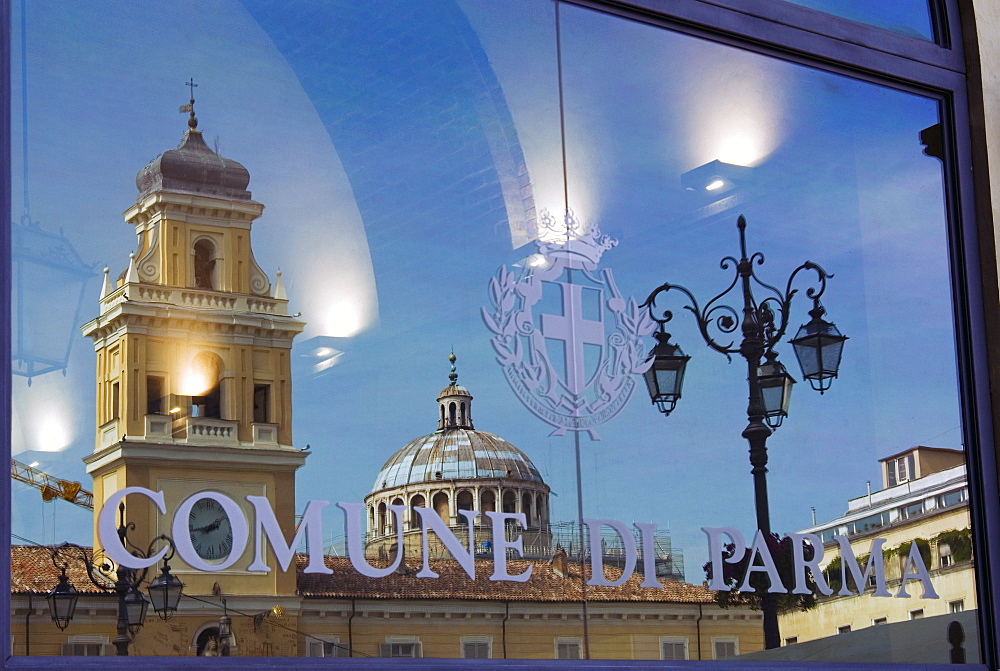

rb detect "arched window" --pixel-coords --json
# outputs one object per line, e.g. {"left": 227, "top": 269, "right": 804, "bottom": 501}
{"left": 480, "top": 490, "right": 496, "bottom": 513}
{"left": 193, "top": 239, "right": 216, "bottom": 290}
{"left": 502, "top": 490, "right": 516, "bottom": 514}
{"left": 377, "top": 502, "right": 387, "bottom": 537}
{"left": 449, "top": 402, "right": 456, "bottom": 426}
{"left": 433, "top": 491, "right": 450, "bottom": 522}
{"left": 522, "top": 492, "right": 533, "bottom": 526}
{"left": 390, "top": 498, "right": 404, "bottom": 532}
{"left": 459, "top": 401, "right": 466, "bottom": 425}
{"left": 410, "top": 494, "right": 425, "bottom": 530}
{"left": 457, "top": 490, "right": 474, "bottom": 526}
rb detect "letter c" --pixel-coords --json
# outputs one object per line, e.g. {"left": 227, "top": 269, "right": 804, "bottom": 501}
{"left": 97, "top": 487, "right": 167, "bottom": 569}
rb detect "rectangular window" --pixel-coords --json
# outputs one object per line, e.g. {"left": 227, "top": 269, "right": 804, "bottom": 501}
{"left": 146, "top": 375, "right": 165, "bottom": 414}
{"left": 462, "top": 641, "right": 490, "bottom": 659}
{"left": 712, "top": 637, "right": 738, "bottom": 659}
{"left": 379, "top": 641, "right": 420, "bottom": 658}
{"left": 784, "top": 637, "right": 798, "bottom": 646}
{"left": 555, "top": 638, "right": 581, "bottom": 660}
{"left": 950, "top": 600, "right": 965, "bottom": 613}
{"left": 910, "top": 609, "right": 925, "bottom": 620}
{"left": 873, "top": 617, "right": 887, "bottom": 625}
{"left": 838, "top": 625, "right": 852, "bottom": 635}
{"left": 660, "top": 637, "right": 688, "bottom": 660}
{"left": 253, "top": 383, "right": 270, "bottom": 424}
{"left": 111, "top": 381, "right": 120, "bottom": 420}
{"left": 307, "top": 639, "right": 348, "bottom": 657}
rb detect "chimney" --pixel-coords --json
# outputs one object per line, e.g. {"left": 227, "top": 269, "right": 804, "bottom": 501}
{"left": 551, "top": 544, "right": 569, "bottom": 578}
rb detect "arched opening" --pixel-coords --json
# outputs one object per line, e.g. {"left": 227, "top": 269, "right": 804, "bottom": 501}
{"left": 536, "top": 494, "right": 546, "bottom": 526}
{"left": 410, "top": 494, "right": 425, "bottom": 530}
{"left": 457, "top": 490, "right": 474, "bottom": 527}
{"left": 432, "top": 491, "right": 450, "bottom": 523}
{"left": 377, "top": 502, "right": 387, "bottom": 537}
{"left": 449, "top": 402, "right": 457, "bottom": 426}
{"left": 502, "top": 490, "right": 516, "bottom": 514}
{"left": 193, "top": 239, "right": 217, "bottom": 290}
{"left": 390, "top": 498, "right": 404, "bottom": 533}
{"left": 196, "top": 626, "right": 221, "bottom": 656}
{"left": 459, "top": 401, "right": 466, "bottom": 425}
{"left": 190, "top": 351, "right": 223, "bottom": 419}
{"left": 522, "top": 492, "right": 533, "bottom": 527}
{"left": 481, "top": 490, "right": 496, "bottom": 513}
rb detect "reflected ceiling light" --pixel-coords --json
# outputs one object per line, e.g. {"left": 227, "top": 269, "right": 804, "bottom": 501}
{"left": 301, "top": 336, "right": 349, "bottom": 377}
{"left": 681, "top": 160, "right": 755, "bottom": 202}
{"left": 717, "top": 133, "right": 762, "bottom": 167}
{"left": 29, "top": 461, "right": 39, "bottom": 468}
{"left": 35, "top": 411, "right": 71, "bottom": 452}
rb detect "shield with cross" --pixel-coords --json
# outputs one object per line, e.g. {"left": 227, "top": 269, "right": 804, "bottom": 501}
{"left": 483, "top": 211, "right": 654, "bottom": 439}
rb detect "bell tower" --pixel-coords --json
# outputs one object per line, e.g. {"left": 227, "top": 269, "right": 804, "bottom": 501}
{"left": 82, "top": 97, "right": 306, "bottom": 596}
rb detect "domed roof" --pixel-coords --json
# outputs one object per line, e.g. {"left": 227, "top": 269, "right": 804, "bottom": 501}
{"left": 370, "top": 353, "right": 545, "bottom": 493}
{"left": 135, "top": 123, "right": 251, "bottom": 201}
{"left": 372, "top": 428, "right": 544, "bottom": 492}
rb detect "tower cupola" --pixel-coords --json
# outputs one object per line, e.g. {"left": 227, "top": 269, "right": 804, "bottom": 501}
{"left": 437, "top": 353, "right": 473, "bottom": 430}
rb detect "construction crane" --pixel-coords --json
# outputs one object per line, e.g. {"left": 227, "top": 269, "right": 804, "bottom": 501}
{"left": 10, "top": 458, "right": 94, "bottom": 510}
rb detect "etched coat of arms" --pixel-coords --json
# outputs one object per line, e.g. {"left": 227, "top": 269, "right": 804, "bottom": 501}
{"left": 483, "top": 211, "right": 654, "bottom": 439}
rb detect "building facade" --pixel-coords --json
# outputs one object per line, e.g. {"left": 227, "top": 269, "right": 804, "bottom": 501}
{"left": 779, "top": 446, "right": 975, "bottom": 647}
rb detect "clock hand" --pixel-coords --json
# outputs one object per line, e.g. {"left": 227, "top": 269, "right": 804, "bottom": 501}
{"left": 204, "top": 516, "right": 226, "bottom": 533}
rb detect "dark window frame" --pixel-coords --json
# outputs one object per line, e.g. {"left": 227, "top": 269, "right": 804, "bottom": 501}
{"left": 3, "top": 1, "right": 998, "bottom": 669}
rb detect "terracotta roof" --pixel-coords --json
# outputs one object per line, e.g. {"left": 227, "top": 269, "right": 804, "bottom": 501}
{"left": 12, "top": 546, "right": 713, "bottom": 604}
{"left": 297, "top": 556, "right": 714, "bottom": 604}
{"left": 11, "top": 545, "right": 110, "bottom": 595}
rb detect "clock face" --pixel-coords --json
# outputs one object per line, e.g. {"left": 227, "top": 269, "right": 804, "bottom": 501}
{"left": 188, "top": 497, "right": 234, "bottom": 561}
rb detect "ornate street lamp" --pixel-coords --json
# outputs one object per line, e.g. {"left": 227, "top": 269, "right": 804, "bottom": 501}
{"left": 790, "top": 299, "right": 848, "bottom": 394}
{"left": 46, "top": 568, "right": 79, "bottom": 631}
{"left": 12, "top": 216, "right": 96, "bottom": 383}
{"left": 642, "top": 330, "right": 690, "bottom": 416}
{"left": 641, "top": 214, "right": 846, "bottom": 649}
{"left": 147, "top": 562, "right": 184, "bottom": 617}
{"left": 758, "top": 350, "right": 795, "bottom": 429}
{"left": 45, "top": 503, "right": 183, "bottom": 655}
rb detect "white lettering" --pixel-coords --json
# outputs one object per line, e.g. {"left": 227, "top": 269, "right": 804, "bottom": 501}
{"left": 247, "top": 497, "right": 332, "bottom": 574}
{"left": 835, "top": 536, "right": 891, "bottom": 597}
{"left": 486, "top": 512, "right": 532, "bottom": 582}
{"left": 896, "top": 540, "right": 939, "bottom": 599}
{"left": 737, "top": 530, "right": 787, "bottom": 594}
{"left": 416, "top": 507, "right": 478, "bottom": 580}
{"left": 790, "top": 533, "right": 832, "bottom": 596}
{"left": 585, "top": 519, "right": 636, "bottom": 587}
{"left": 634, "top": 522, "right": 663, "bottom": 588}
{"left": 98, "top": 487, "right": 167, "bottom": 569}
{"left": 338, "top": 502, "right": 406, "bottom": 578}
{"left": 702, "top": 527, "right": 745, "bottom": 591}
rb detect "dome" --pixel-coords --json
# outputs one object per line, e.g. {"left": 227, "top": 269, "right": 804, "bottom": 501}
{"left": 135, "top": 128, "right": 251, "bottom": 201}
{"left": 372, "top": 428, "right": 544, "bottom": 492}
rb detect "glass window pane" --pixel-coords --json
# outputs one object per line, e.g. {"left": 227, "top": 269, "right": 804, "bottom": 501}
{"left": 7, "top": 0, "right": 984, "bottom": 665}
{"left": 781, "top": 0, "right": 936, "bottom": 41}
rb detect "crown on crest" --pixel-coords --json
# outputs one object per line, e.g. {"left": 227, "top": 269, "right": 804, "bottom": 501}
{"left": 535, "top": 209, "right": 617, "bottom": 266}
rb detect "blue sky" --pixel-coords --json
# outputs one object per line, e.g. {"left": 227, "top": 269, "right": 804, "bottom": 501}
{"left": 10, "top": 0, "right": 961, "bottom": 584}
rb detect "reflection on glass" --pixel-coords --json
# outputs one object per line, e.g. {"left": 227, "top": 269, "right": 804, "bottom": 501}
{"left": 782, "top": 0, "right": 936, "bottom": 41}
{"left": 7, "top": 0, "right": 979, "bottom": 663}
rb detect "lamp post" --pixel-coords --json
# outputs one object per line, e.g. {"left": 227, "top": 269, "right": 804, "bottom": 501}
{"left": 46, "top": 502, "right": 184, "bottom": 656}
{"left": 641, "top": 215, "right": 846, "bottom": 649}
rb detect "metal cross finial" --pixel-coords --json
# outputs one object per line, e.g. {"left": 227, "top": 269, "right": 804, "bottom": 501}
{"left": 183, "top": 78, "right": 199, "bottom": 129}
